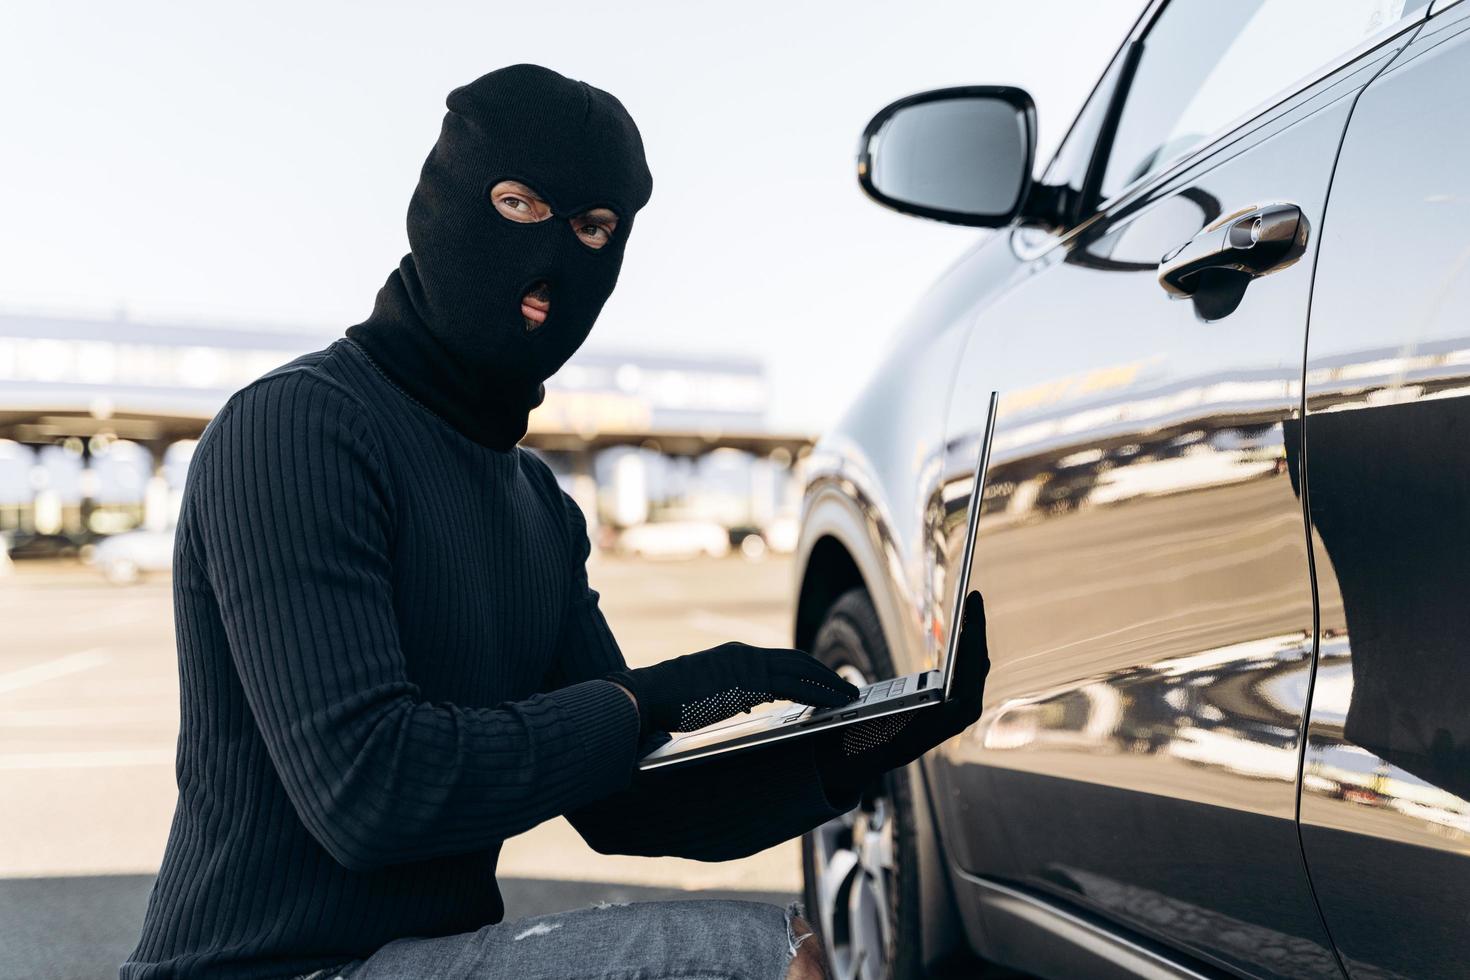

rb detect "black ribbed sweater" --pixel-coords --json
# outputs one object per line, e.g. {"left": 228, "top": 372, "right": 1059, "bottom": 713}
{"left": 123, "top": 339, "right": 850, "bottom": 979}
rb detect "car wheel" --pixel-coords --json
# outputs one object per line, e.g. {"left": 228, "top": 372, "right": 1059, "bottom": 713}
{"left": 802, "top": 587, "right": 923, "bottom": 980}
{"left": 740, "top": 534, "right": 767, "bottom": 560}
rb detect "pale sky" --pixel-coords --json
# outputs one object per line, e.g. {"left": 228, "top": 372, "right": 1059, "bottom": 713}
{"left": 1, "top": 1, "right": 1136, "bottom": 432}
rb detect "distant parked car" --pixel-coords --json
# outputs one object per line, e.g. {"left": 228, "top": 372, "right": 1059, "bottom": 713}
{"left": 91, "top": 529, "right": 175, "bottom": 584}
{"left": 5, "top": 531, "right": 83, "bottom": 561}
{"left": 616, "top": 521, "right": 730, "bottom": 560}
{"left": 727, "top": 525, "right": 769, "bottom": 559}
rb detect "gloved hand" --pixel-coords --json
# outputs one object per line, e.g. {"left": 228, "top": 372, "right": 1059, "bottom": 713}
{"left": 816, "top": 591, "right": 989, "bottom": 803}
{"left": 606, "top": 642, "right": 861, "bottom": 737}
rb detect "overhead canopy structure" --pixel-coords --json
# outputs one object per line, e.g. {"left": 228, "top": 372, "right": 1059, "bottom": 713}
{"left": 0, "top": 313, "right": 814, "bottom": 457}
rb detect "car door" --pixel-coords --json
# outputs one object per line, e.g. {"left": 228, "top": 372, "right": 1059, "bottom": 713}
{"left": 928, "top": 2, "right": 1430, "bottom": 977}
{"left": 1295, "top": 4, "right": 1470, "bottom": 978}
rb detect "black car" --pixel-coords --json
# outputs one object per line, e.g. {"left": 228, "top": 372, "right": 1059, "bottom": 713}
{"left": 792, "top": 2, "right": 1470, "bottom": 978}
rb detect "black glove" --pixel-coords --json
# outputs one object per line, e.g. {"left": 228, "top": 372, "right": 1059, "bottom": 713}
{"left": 607, "top": 642, "right": 861, "bottom": 737}
{"left": 816, "top": 591, "right": 989, "bottom": 803}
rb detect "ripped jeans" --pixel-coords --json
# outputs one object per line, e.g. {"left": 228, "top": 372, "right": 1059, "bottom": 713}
{"left": 296, "top": 899, "right": 813, "bottom": 980}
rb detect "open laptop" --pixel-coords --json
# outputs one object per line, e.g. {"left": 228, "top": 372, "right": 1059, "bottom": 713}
{"left": 638, "top": 391, "right": 999, "bottom": 771}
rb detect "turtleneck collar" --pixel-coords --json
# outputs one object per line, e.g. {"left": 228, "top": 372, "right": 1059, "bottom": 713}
{"left": 347, "top": 264, "right": 545, "bottom": 452}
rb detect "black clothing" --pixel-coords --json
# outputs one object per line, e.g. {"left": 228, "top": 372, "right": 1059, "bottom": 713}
{"left": 125, "top": 66, "right": 853, "bottom": 979}
{"left": 122, "top": 340, "right": 853, "bottom": 979}
{"left": 607, "top": 644, "right": 859, "bottom": 737}
{"left": 348, "top": 64, "right": 653, "bottom": 451}
{"left": 817, "top": 591, "right": 990, "bottom": 802}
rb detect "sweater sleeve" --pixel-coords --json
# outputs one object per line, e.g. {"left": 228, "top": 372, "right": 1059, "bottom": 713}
{"left": 546, "top": 485, "right": 860, "bottom": 861}
{"left": 189, "top": 372, "right": 639, "bottom": 872}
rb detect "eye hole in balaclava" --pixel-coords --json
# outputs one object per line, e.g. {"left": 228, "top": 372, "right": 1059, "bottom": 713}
{"left": 488, "top": 179, "right": 621, "bottom": 251}
{"left": 489, "top": 179, "right": 555, "bottom": 224}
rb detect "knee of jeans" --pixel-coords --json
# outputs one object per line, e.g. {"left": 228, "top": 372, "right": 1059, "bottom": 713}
{"left": 785, "top": 909, "right": 827, "bottom": 980}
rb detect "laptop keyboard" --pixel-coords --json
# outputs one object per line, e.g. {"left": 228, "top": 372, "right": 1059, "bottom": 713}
{"left": 856, "top": 675, "right": 907, "bottom": 703}
{"left": 783, "top": 675, "right": 908, "bottom": 723}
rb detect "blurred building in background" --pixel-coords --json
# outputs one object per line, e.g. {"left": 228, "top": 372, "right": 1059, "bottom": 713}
{"left": 0, "top": 311, "right": 811, "bottom": 573}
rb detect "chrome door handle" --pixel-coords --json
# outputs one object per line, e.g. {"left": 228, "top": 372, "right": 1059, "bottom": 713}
{"left": 1158, "top": 203, "right": 1308, "bottom": 297}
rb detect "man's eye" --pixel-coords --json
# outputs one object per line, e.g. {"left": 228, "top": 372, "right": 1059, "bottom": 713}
{"left": 579, "top": 225, "right": 609, "bottom": 243}
{"left": 489, "top": 181, "right": 551, "bottom": 222}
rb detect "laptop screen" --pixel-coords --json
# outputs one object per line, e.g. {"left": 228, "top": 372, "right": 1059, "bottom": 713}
{"left": 941, "top": 390, "right": 998, "bottom": 700}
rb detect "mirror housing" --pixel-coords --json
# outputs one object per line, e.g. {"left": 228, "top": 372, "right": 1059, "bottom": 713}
{"left": 857, "top": 86, "right": 1036, "bottom": 227}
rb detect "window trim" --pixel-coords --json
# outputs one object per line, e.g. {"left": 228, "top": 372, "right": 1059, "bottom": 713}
{"left": 1025, "top": 0, "right": 1428, "bottom": 256}
{"left": 1028, "top": 0, "right": 1160, "bottom": 227}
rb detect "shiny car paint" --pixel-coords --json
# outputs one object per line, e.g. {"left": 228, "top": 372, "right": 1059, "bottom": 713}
{"left": 1295, "top": 7, "right": 1470, "bottom": 978}
{"left": 794, "top": 2, "right": 1469, "bottom": 977}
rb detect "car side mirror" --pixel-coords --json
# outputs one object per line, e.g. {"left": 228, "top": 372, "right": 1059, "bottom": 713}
{"left": 858, "top": 86, "right": 1036, "bottom": 227}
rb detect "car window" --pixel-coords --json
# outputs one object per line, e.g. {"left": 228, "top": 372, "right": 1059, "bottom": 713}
{"left": 1099, "top": 0, "right": 1427, "bottom": 202}
{"left": 1041, "top": 38, "right": 1133, "bottom": 204}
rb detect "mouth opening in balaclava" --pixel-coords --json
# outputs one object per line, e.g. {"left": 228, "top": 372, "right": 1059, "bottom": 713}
{"left": 347, "top": 63, "right": 654, "bottom": 450}
{"left": 521, "top": 280, "right": 552, "bottom": 332}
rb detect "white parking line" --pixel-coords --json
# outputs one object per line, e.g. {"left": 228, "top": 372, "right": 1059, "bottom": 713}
{"left": 0, "top": 649, "right": 111, "bottom": 696}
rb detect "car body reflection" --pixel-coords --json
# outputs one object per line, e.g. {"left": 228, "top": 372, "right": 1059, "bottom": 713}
{"left": 1304, "top": 644, "right": 1470, "bottom": 846}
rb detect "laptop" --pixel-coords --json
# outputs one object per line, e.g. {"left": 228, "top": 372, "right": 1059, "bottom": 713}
{"left": 637, "top": 391, "right": 999, "bottom": 771}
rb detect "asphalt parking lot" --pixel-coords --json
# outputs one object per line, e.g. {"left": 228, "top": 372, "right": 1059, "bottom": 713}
{"left": 0, "top": 554, "right": 804, "bottom": 980}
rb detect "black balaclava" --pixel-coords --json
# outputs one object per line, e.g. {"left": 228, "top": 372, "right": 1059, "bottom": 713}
{"left": 348, "top": 64, "right": 654, "bottom": 450}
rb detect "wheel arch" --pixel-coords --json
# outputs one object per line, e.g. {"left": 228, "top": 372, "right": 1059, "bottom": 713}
{"left": 794, "top": 534, "right": 865, "bottom": 654}
{"left": 792, "top": 485, "right": 926, "bottom": 676}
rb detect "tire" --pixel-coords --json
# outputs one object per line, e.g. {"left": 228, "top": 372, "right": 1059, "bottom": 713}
{"left": 802, "top": 587, "right": 924, "bottom": 980}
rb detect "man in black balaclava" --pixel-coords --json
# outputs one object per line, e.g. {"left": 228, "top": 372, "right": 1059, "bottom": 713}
{"left": 346, "top": 61, "right": 652, "bottom": 450}
{"left": 122, "top": 64, "right": 987, "bottom": 980}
